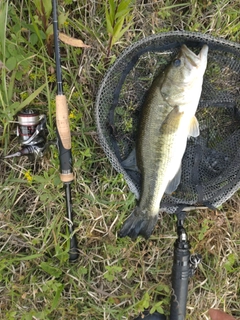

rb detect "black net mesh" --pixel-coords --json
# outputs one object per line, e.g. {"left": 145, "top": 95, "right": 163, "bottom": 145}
{"left": 95, "top": 31, "right": 240, "bottom": 214}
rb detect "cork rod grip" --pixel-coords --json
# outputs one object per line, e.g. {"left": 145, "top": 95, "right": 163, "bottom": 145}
{"left": 56, "top": 95, "right": 71, "bottom": 150}
{"left": 60, "top": 172, "right": 74, "bottom": 182}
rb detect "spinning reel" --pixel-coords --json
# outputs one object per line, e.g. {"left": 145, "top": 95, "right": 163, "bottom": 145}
{"left": 3, "top": 109, "right": 49, "bottom": 161}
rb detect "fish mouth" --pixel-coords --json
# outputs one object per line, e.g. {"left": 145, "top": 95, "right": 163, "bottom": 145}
{"left": 181, "top": 44, "right": 200, "bottom": 67}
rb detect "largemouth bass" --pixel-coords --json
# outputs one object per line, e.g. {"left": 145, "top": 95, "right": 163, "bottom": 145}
{"left": 119, "top": 44, "right": 208, "bottom": 239}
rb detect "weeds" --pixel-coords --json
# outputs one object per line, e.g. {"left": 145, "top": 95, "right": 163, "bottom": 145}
{"left": 105, "top": 0, "right": 133, "bottom": 57}
{"left": 0, "top": 0, "right": 240, "bottom": 319}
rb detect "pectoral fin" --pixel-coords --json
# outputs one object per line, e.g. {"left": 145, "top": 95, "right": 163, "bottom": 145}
{"left": 165, "top": 165, "right": 182, "bottom": 195}
{"left": 188, "top": 116, "right": 199, "bottom": 138}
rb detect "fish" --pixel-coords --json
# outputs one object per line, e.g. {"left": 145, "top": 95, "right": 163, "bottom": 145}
{"left": 119, "top": 44, "right": 208, "bottom": 240}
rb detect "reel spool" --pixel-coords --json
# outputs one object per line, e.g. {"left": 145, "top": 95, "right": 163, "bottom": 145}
{"left": 95, "top": 31, "right": 240, "bottom": 215}
{"left": 17, "top": 110, "right": 43, "bottom": 144}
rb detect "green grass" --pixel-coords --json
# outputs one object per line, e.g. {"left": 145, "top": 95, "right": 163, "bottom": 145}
{"left": 0, "top": 0, "right": 240, "bottom": 319}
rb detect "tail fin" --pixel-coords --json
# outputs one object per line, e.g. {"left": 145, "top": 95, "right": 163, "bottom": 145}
{"left": 118, "top": 207, "right": 158, "bottom": 240}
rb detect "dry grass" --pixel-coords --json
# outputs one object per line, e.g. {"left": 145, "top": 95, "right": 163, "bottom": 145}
{"left": 0, "top": 0, "right": 240, "bottom": 319}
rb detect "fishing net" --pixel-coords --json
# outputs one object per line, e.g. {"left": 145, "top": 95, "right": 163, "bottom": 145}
{"left": 95, "top": 31, "right": 240, "bottom": 214}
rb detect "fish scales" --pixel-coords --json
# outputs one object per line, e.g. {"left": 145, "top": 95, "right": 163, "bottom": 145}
{"left": 119, "top": 44, "right": 208, "bottom": 240}
{"left": 137, "top": 83, "right": 173, "bottom": 211}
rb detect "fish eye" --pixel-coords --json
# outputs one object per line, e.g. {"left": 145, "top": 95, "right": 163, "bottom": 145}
{"left": 173, "top": 59, "right": 181, "bottom": 67}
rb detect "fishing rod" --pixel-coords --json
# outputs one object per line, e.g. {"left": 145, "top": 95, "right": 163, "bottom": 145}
{"left": 134, "top": 212, "right": 201, "bottom": 320}
{"left": 169, "top": 212, "right": 197, "bottom": 320}
{"left": 52, "top": 0, "right": 79, "bottom": 262}
{"left": 169, "top": 213, "right": 201, "bottom": 319}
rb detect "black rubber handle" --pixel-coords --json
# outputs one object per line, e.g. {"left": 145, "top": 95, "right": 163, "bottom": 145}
{"left": 56, "top": 128, "right": 73, "bottom": 180}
